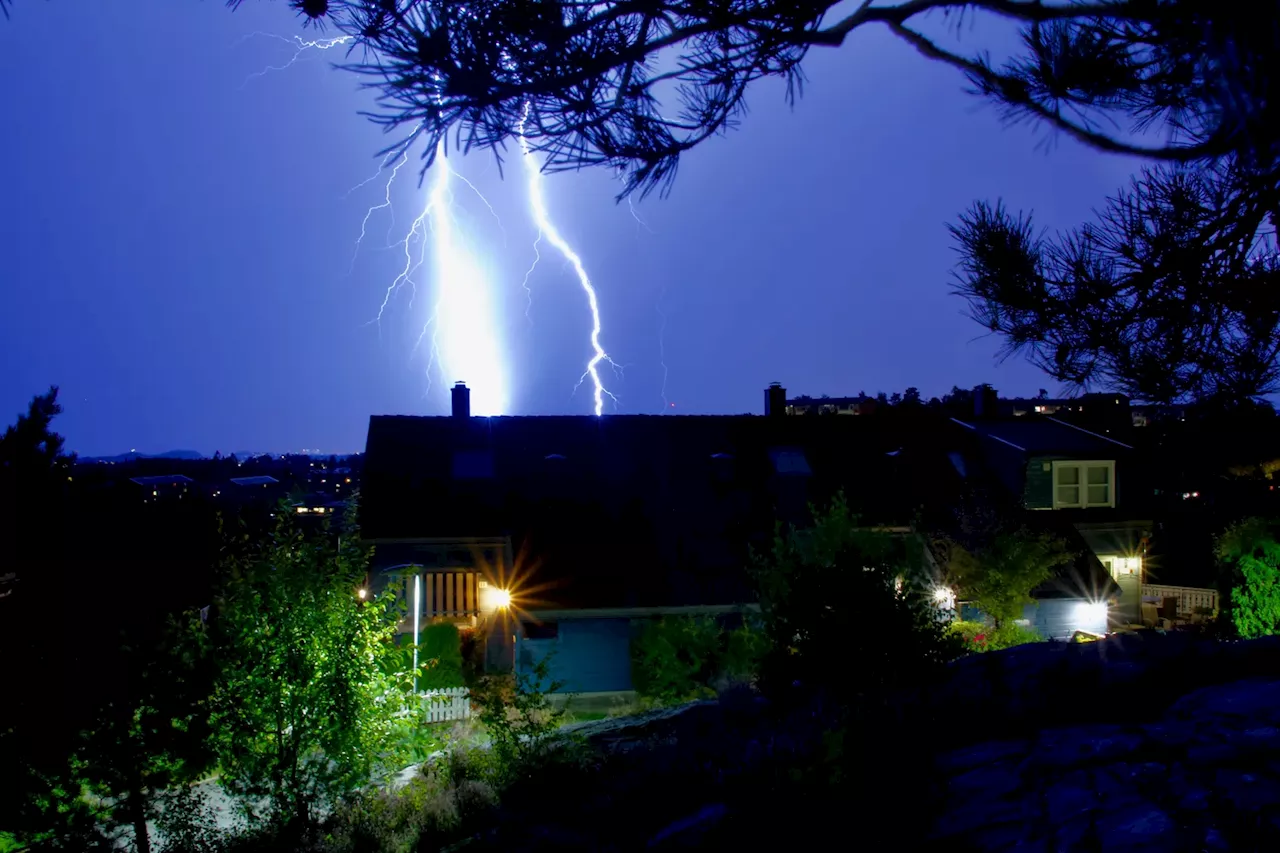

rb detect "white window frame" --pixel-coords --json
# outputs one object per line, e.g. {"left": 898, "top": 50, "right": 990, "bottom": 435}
{"left": 1051, "top": 460, "right": 1116, "bottom": 509}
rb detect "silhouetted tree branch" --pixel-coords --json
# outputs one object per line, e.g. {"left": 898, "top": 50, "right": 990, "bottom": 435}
{"left": 202, "top": 1, "right": 1278, "bottom": 198}
{"left": 951, "top": 163, "right": 1280, "bottom": 403}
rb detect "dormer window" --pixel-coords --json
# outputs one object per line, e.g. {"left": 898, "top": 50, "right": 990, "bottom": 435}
{"left": 1053, "top": 460, "right": 1114, "bottom": 508}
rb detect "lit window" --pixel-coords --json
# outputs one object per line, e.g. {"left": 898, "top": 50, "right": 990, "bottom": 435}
{"left": 296, "top": 507, "right": 309, "bottom": 514}
{"left": 1052, "top": 461, "right": 1115, "bottom": 508}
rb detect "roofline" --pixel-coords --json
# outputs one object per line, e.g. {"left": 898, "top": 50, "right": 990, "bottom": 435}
{"left": 523, "top": 604, "right": 760, "bottom": 620}
{"left": 950, "top": 418, "right": 1028, "bottom": 452}
{"left": 1046, "top": 417, "right": 1134, "bottom": 449}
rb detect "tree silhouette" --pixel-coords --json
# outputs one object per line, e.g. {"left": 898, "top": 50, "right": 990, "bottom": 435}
{"left": 953, "top": 163, "right": 1280, "bottom": 403}
{"left": 206, "top": 1, "right": 1278, "bottom": 199}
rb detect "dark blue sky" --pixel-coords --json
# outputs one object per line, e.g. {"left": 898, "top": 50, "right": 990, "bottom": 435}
{"left": 0, "top": 1, "right": 1142, "bottom": 455}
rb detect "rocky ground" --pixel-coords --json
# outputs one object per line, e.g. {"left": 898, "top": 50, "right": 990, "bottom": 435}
{"left": 459, "top": 632, "right": 1280, "bottom": 852}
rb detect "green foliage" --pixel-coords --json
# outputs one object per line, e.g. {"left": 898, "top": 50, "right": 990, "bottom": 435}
{"left": 203, "top": 499, "right": 415, "bottom": 831}
{"left": 631, "top": 617, "right": 723, "bottom": 703}
{"left": 468, "top": 655, "right": 569, "bottom": 788}
{"left": 721, "top": 620, "right": 771, "bottom": 681}
{"left": 630, "top": 616, "right": 772, "bottom": 702}
{"left": 948, "top": 528, "right": 1074, "bottom": 628}
{"left": 417, "top": 623, "right": 466, "bottom": 690}
{"left": 948, "top": 620, "right": 1045, "bottom": 653}
{"left": 1217, "top": 518, "right": 1280, "bottom": 638}
{"left": 750, "top": 494, "right": 962, "bottom": 704}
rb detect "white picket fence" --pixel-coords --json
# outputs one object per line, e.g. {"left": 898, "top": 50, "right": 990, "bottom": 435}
{"left": 420, "top": 687, "right": 471, "bottom": 723}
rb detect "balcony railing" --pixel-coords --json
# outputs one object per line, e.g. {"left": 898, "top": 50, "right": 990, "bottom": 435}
{"left": 1141, "top": 584, "right": 1218, "bottom": 619}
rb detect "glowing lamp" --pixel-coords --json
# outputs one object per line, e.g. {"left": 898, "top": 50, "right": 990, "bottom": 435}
{"left": 357, "top": 587, "right": 368, "bottom": 600}
{"left": 491, "top": 588, "right": 512, "bottom": 610}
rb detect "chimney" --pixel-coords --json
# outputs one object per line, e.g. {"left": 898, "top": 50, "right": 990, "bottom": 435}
{"left": 451, "top": 382, "right": 471, "bottom": 418}
{"left": 765, "top": 382, "right": 787, "bottom": 417}
{"left": 974, "top": 384, "right": 999, "bottom": 419}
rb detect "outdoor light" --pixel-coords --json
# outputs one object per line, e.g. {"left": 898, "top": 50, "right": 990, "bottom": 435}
{"left": 932, "top": 586, "right": 956, "bottom": 609}
{"left": 492, "top": 588, "right": 512, "bottom": 610}
{"left": 357, "top": 587, "right": 367, "bottom": 600}
{"left": 1073, "top": 600, "right": 1108, "bottom": 632}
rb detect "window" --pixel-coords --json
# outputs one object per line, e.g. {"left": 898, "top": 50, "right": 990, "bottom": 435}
{"left": 1052, "top": 460, "right": 1115, "bottom": 508}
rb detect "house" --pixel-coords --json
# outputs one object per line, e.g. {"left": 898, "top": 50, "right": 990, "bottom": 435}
{"left": 947, "top": 405, "right": 1160, "bottom": 634}
{"left": 360, "top": 383, "right": 943, "bottom": 694}
{"left": 130, "top": 474, "right": 195, "bottom": 503}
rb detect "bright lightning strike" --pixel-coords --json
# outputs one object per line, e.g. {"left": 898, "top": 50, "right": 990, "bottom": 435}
{"left": 236, "top": 32, "right": 353, "bottom": 88}
{"left": 518, "top": 112, "right": 618, "bottom": 416}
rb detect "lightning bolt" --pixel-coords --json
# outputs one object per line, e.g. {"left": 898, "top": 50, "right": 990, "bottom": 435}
{"left": 518, "top": 109, "right": 618, "bottom": 416}
{"left": 235, "top": 32, "right": 353, "bottom": 89}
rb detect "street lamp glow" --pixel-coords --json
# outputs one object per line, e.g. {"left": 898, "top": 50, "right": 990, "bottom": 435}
{"left": 357, "top": 587, "right": 368, "bottom": 600}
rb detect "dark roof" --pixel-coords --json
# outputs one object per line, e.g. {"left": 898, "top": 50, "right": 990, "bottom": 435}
{"left": 952, "top": 416, "right": 1132, "bottom": 457}
{"left": 229, "top": 476, "right": 279, "bottom": 487}
{"left": 129, "top": 475, "right": 195, "bottom": 486}
{"left": 361, "top": 413, "right": 948, "bottom": 609}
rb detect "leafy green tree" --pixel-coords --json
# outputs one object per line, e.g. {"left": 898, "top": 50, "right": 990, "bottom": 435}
{"left": 72, "top": 613, "right": 214, "bottom": 853}
{"left": 203, "top": 499, "right": 414, "bottom": 833}
{"left": 751, "top": 494, "right": 959, "bottom": 705}
{"left": 947, "top": 528, "right": 1075, "bottom": 629}
{"left": 1217, "top": 518, "right": 1280, "bottom": 638}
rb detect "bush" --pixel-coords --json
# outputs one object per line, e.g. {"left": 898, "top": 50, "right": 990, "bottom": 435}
{"left": 418, "top": 623, "right": 466, "bottom": 690}
{"left": 751, "top": 495, "right": 963, "bottom": 706}
{"left": 1217, "top": 518, "right": 1280, "bottom": 638}
{"left": 948, "top": 620, "right": 1044, "bottom": 652}
{"left": 468, "top": 656, "right": 569, "bottom": 787}
{"left": 631, "top": 616, "right": 722, "bottom": 702}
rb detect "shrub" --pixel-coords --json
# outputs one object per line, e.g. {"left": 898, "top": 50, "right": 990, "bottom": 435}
{"left": 751, "top": 495, "right": 963, "bottom": 705}
{"left": 631, "top": 616, "right": 723, "bottom": 702}
{"left": 948, "top": 620, "right": 1044, "bottom": 652}
{"left": 468, "top": 655, "right": 569, "bottom": 787}
{"left": 721, "top": 620, "right": 771, "bottom": 681}
{"left": 1217, "top": 518, "right": 1280, "bottom": 638}
{"left": 418, "top": 623, "right": 466, "bottom": 690}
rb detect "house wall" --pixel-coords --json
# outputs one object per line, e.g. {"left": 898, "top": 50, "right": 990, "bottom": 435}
{"left": 516, "top": 617, "right": 635, "bottom": 693}
{"left": 1025, "top": 456, "right": 1069, "bottom": 509}
{"left": 1023, "top": 599, "right": 1108, "bottom": 639}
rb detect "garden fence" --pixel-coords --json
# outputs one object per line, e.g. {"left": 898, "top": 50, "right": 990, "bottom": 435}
{"left": 421, "top": 687, "right": 471, "bottom": 723}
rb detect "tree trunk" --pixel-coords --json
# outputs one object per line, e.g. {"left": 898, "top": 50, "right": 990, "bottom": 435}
{"left": 128, "top": 786, "right": 151, "bottom": 853}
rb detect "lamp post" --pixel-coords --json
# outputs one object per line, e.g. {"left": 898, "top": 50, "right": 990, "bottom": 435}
{"left": 412, "top": 574, "right": 421, "bottom": 694}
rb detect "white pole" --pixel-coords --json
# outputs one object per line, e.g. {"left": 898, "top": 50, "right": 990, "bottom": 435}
{"left": 412, "top": 574, "right": 421, "bottom": 694}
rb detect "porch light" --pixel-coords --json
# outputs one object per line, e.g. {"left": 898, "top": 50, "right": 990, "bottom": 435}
{"left": 357, "top": 587, "right": 367, "bottom": 600}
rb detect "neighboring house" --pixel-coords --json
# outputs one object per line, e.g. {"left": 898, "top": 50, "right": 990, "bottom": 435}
{"left": 360, "top": 382, "right": 943, "bottom": 694}
{"left": 130, "top": 474, "right": 195, "bottom": 503}
{"left": 947, "top": 410, "right": 1165, "bottom": 635}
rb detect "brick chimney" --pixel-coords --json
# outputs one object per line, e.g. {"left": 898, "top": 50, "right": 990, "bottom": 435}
{"left": 765, "top": 382, "right": 787, "bottom": 417}
{"left": 451, "top": 382, "right": 471, "bottom": 418}
{"left": 973, "top": 384, "right": 999, "bottom": 419}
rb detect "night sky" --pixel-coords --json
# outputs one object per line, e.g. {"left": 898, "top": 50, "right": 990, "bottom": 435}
{"left": 0, "top": 1, "right": 1143, "bottom": 456}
